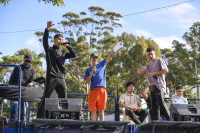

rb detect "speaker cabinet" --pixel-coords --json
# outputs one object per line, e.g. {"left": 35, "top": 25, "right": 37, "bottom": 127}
{"left": 170, "top": 104, "right": 200, "bottom": 122}
{"left": 45, "top": 98, "right": 83, "bottom": 120}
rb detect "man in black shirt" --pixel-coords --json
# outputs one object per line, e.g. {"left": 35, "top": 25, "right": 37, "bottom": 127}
{"left": 9, "top": 54, "right": 36, "bottom": 121}
{"left": 142, "top": 87, "right": 169, "bottom": 121}
{"left": 37, "top": 21, "right": 77, "bottom": 118}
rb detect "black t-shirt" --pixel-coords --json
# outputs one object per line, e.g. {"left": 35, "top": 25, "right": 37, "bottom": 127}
{"left": 145, "top": 95, "right": 168, "bottom": 115}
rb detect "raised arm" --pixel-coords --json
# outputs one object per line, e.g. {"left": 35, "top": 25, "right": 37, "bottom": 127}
{"left": 142, "top": 86, "right": 149, "bottom": 101}
{"left": 43, "top": 21, "right": 55, "bottom": 52}
{"left": 106, "top": 41, "right": 124, "bottom": 63}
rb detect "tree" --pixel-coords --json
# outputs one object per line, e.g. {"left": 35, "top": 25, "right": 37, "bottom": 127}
{"left": 161, "top": 41, "right": 194, "bottom": 95}
{"left": 0, "top": 0, "right": 65, "bottom": 6}
{"left": 158, "top": 22, "right": 200, "bottom": 102}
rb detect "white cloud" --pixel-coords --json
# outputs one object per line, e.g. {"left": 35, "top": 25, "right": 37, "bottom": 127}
{"left": 135, "top": 29, "right": 153, "bottom": 38}
{"left": 134, "top": 29, "right": 186, "bottom": 49}
{"left": 118, "top": 19, "right": 129, "bottom": 25}
{"left": 167, "top": 3, "right": 196, "bottom": 17}
{"left": 25, "top": 36, "right": 40, "bottom": 47}
{"left": 153, "top": 35, "right": 185, "bottom": 49}
{"left": 148, "top": 3, "right": 199, "bottom": 29}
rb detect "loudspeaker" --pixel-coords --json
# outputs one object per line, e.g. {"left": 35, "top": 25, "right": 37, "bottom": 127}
{"left": 170, "top": 104, "right": 200, "bottom": 122}
{"left": 45, "top": 98, "right": 83, "bottom": 120}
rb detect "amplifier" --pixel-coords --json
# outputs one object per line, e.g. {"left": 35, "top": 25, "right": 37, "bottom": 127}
{"left": 170, "top": 104, "right": 200, "bottom": 122}
{"left": 45, "top": 98, "right": 83, "bottom": 120}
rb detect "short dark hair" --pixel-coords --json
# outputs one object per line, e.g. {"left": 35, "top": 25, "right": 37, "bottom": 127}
{"left": 176, "top": 86, "right": 183, "bottom": 91}
{"left": 146, "top": 47, "right": 155, "bottom": 52}
{"left": 125, "top": 81, "right": 136, "bottom": 88}
{"left": 54, "top": 34, "right": 64, "bottom": 39}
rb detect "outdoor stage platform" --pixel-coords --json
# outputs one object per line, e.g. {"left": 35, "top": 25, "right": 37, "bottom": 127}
{"left": 0, "top": 116, "right": 129, "bottom": 133}
{"left": 135, "top": 120, "right": 200, "bottom": 133}
{"left": 1, "top": 116, "right": 200, "bottom": 133}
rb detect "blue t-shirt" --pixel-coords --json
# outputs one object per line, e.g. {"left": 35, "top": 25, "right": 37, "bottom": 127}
{"left": 84, "top": 59, "right": 107, "bottom": 91}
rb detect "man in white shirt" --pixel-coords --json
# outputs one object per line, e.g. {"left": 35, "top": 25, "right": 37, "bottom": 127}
{"left": 119, "top": 81, "right": 148, "bottom": 124}
{"left": 170, "top": 86, "right": 188, "bottom": 104}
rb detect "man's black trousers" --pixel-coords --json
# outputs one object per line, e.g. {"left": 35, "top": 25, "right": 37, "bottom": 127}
{"left": 150, "top": 87, "right": 170, "bottom": 120}
{"left": 125, "top": 108, "right": 148, "bottom": 124}
{"left": 37, "top": 75, "right": 67, "bottom": 118}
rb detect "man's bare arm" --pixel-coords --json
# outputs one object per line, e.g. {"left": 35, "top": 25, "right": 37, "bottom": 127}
{"left": 142, "top": 87, "right": 149, "bottom": 101}
{"left": 85, "top": 66, "right": 96, "bottom": 84}
{"left": 46, "top": 21, "right": 55, "bottom": 30}
{"left": 138, "top": 66, "right": 147, "bottom": 74}
{"left": 137, "top": 103, "right": 143, "bottom": 112}
{"left": 106, "top": 52, "right": 116, "bottom": 63}
{"left": 119, "top": 101, "right": 136, "bottom": 111}
{"left": 106, "top": 41, "right": 124, "bottom": 63}
{"left": 148, "top": 70, "right": 168, "bottom": 77}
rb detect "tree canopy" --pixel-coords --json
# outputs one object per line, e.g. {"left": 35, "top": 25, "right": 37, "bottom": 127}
{"left": 0, "top": 0, "right": 65, "bottom": 6}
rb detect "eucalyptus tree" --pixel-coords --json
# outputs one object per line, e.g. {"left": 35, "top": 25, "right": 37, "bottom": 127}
{"left": 161, "top": 41, "right": 194, "bottom": 95}
{"left": 1, "top": 0, "right": 65, "bottom": 6}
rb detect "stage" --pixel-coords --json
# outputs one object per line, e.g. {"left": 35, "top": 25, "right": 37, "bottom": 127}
{"left": 0, "top": 116, "right": 129, "bottom": 133}
{"left": 134, "top": 120, "right": 200, "bottom": 133}
{"left": 1, "top": 116, "right": 200, "bottom": 133}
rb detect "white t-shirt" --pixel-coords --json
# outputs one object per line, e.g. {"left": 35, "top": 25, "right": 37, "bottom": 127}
{"left": 119, "top": 92, "right": 142, "bottom": 108}
{"left": 170, "top": 94, "right": 188, "bottom": 105}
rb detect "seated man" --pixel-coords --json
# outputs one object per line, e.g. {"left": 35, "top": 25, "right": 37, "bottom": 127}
{"left": 142, "top": 86, "right": 170, "bottom": 121}
{"left": 170, "top": 86, "right": 188, "bottom": 104}
{"left": 119, "top": 81, "right": 148, "bottom": 124}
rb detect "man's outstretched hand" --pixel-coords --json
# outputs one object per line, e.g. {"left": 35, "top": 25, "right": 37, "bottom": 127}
{"left": 46, "top": 21, "right": 55, "bottom": 30}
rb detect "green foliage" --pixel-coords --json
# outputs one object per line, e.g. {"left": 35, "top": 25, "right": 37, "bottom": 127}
{"left": 0, "top": 0, "right": 65, "bottom": 6}
{"left": 183, "top": 86, "right": 197, "bottom": 104}
{"left": 0, "top": 100, "right": 10, "bottom": 118}
{"left": 0, "top": 0, "right": 11, "bottom": 6}
{"left": 160, "top": 22, "right": 200, "bottom": 101}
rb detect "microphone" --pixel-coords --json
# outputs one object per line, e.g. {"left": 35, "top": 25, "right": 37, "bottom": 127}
{"left": 93, "top": 62, "right": 97, "bottom": 73}
{"left": 147, "top": 72, "right": 157, "bottom": 79}
{"left": 63, "top": 42, "right": 71, "bottom": 44}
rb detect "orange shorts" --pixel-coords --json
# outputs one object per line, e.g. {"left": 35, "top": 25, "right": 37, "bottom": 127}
{"left": 88, "top": 86, "right": 107, "bottom": 111}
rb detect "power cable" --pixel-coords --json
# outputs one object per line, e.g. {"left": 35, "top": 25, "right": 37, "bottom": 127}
{"left": 123, "top": 0, "right": 195, "bottom": 17}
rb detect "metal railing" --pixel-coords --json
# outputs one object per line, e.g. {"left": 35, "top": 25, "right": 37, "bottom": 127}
{"left": 14, "top": 96, "right": 200, "bottom": 122}
{"left": 0, "top": 64, "right": 199, "bottom": 122}
{"left": 0, "top": 64, "right": 22, "bottom": 121}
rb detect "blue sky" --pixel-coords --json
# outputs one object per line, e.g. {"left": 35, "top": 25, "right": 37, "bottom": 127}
{"left": 0, "top": 0, "right": 200, "bottom": 59}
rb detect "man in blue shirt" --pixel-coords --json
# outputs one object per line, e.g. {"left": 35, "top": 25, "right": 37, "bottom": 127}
{"left": 84, "top": 41, "right": 123, "bottom": 121}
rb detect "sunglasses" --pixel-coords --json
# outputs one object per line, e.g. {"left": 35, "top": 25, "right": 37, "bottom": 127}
{"left": 25, "top": 60, "right": 32, "bottom": 63}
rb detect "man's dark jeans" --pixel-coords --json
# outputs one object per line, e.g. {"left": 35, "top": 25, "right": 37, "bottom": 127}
{"left": 151, "top": 87, "right": 170, "bottom": 120}
{"left": 10, "top": 100, "right": 27, "bottom": 121}
{"left": 125, "top": 108, "right": 148, "bottom": 124}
